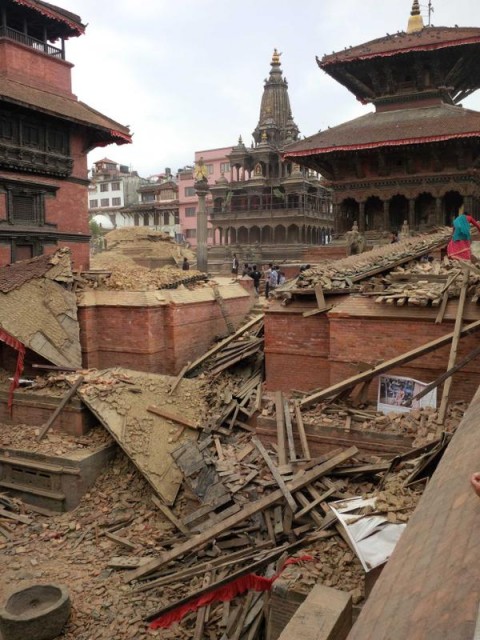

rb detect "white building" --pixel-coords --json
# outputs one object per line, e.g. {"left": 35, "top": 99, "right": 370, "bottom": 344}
{"left": 88, "top": 158, "right": 147, "bottom": 227}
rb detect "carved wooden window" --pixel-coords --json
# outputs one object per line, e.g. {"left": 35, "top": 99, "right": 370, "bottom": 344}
{"left": 47, "top": 129, "right": 68, "bottom": 155}
{"left": 134, "top": 213, "right": 139, "bottom": 226}
{"left": 153, "top": 212, "right": 160, "bottom": 226}
{"left": 0, "top": 116, "right": 14, "bottom": 141}
{"left": 22, "top": 123, "right": 41, "bottom": 148}
{"left": 7, "top": 188, "right": 44, "bottom": 226}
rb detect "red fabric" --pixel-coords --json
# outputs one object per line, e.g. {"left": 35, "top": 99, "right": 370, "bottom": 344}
{"left": 0, "top": 329, "right": 26, "bottom": 412}
{"left": 149, "top": 555, "right": 314, "bottom": 630}
{"left": 447, "top": 238, "right": 471, "bottom": 261}
{"left": 467, "top": 215, "right": 480, "bottom": 235}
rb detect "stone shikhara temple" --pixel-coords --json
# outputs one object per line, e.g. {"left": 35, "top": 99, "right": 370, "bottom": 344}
{"left": 209, "top": 49, "right": 333, "bottom": 253}
{"left": 284, "top": 1, "right": 480, "bottom": 236}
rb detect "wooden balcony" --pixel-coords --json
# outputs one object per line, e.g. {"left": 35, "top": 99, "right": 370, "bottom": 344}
{"left": 0, "top": 25, "right": 64, "bottom": 59}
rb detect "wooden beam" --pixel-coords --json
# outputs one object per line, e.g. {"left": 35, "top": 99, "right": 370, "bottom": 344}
{"left": 151, "top": 495, "right": 190, "bottom": 536}
{"left": 300, "top": 318, "right": 480, "bottom": 409}
{"left": 186, "top": 314, "right": 264, "bottom": 373}
{"left": 438, "top": 265, "right": 469, "bottom": 424}
{"left": 127, "top": 446, "right": 358, "bottom": 582}
{"left": 294, "top": 401, "right": 311, "bottom": 460}
{"left": 37, "top": 376, "right": 84, "bottom": 442}
{"left": 168, "top": 361, "right": 191, "bottom": 395}
{"left": 147, "top": 405, "right": 200, "bottom": 430}
{"left": 252, "top": 437, "right": 297, "bottom": 513}
{"left": 275, "top": 391, "right": 287, "bottom": 466}
{"left": 283, "top": 399, "right": 297, "bottom": 462}
{"left": 410, "top": 344, "right": 480, "bottom": 405}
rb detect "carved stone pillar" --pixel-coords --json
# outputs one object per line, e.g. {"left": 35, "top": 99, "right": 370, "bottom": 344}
{"left": 194, "top": 179, "right": 210, "bottom": 273}
{"left": 358, "top": 202, "right": 366, "bottom": 233}
{"left": 408, "top": 198, "right": 415, "bottom": 229}
{"left": 435, "top": 197, "right": 442, "bottom": 226}
{"left": 383, "top": 200, "right": 389, "bottom": 230}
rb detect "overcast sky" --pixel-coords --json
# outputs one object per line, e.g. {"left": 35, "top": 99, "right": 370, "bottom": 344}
{"left": 67, "top": 0, "right": 480, "bottom": 177}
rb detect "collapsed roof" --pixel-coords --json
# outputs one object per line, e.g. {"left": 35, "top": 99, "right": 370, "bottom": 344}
{"left": 0, "top": 248, "right": 81, "bottom": 367}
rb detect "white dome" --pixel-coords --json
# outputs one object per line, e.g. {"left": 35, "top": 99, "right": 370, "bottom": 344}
{"left": 92, "top": 214, "right": 115, "bottom": 230}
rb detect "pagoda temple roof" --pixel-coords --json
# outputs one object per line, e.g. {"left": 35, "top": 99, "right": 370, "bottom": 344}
{"left": 319, "top": 26, "right": 480, "bottom": 67}
{"left": 283, "top": 103, "right": 480, "bottom": 158}
{"left": 0, "top": 76, "right": 131, "bottom": 146}
{"left": 11, "top": 0, "right": 85, "bottom": 37}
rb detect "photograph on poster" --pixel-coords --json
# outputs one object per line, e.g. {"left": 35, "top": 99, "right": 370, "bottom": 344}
{"left": 378, "top": 375, "right": 437, "bottom": 414}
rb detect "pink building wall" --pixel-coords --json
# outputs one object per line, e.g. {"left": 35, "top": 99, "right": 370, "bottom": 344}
{"left": 178, "top": 146, "right": 232, "bottom": 248}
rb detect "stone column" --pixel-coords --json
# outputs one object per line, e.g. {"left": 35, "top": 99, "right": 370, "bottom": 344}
{"left": 195, "top": 179, "right": 209, "bottom": 273}
{"left": 358, "top": 202, "right": 366, "bottom": 232}
{"left": 408, "top": 198, "right": 415, "bottom": 229}
{"left": 383, "top": 200, "right": 389, "bottom": 230}
{"left": 435, "top": 197, "right": 442, "bottom": 226}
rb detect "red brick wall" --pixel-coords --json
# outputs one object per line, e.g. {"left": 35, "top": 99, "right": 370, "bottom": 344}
{"left": 0, "top": 40, "right": 73, "bottom": 95}
{"left": 78, "top": 305, "right": 168, "bottom": 372}
{"left": 329, "top": 316, "right": 480, "bottom": 404}
{"left": 265, "top": 305, "right": 480, "bottom": 404}
{"left": 265, "top": 303, "right": 331, "bottom": 392}
{"left": 165, "top": 296, "right": 254, "bottom": 373}
{"left": 78, "top": 292, "right": 254, "bottom": 374}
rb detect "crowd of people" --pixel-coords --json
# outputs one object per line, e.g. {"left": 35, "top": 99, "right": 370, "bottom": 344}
{"left": 231, "top": 256, "right": 287, "bottom": 298}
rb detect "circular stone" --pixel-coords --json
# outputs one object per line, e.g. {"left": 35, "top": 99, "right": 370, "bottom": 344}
{"left": 0, "top": 584, "right": 71, "bottom": 640}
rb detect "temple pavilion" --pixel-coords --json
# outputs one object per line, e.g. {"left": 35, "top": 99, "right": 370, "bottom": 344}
{"left": 284, "top": 1, "right": 480, "bottom": 236}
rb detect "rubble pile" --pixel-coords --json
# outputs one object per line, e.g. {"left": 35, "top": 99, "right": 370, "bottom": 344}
{"left": 92, "top": 227, "right": 196, "bottom": 264}
{"left": 76, "top": 265, "right": 207, "bottom": 291}
{"left": 300, "top": 401, "right": 466, "bottom": 448}
{"left": 0, "top": 422, "right": 112, "bottom": 456}
{"left": 289, "top": 228, "right": 451, "bottom": 292}
{"left": 0, "top": 282, "right": 472, "bottom": 638}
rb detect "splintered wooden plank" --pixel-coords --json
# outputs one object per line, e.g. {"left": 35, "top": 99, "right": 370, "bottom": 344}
{"left": 168, "top": 361, "right": 191, "bottom": 395}
{"left": 186, "top": 314, "right": 264, "bottom": 373}
{"left": 37, "top": 376, "right": 85, "bottom": 441}
{"left": 283, "top": 399, "right": 297, "bottom": 462}
{"left": 438, "top": 265, "right": 469, "bottom": 424}
{"left": 275, "top": 391, "right": 287, "bottom": 466}
{"left": 252, "top": 437, "right": 297, "bottom": 513}
{"left": 294, "top": 401, "right": 311, "bottom": 460}
{"left": 300, "top": 319, "right": 480, "bottom": 408}
{"left": 151, "top": 495, "right": 190, "bottom": 536}
{"left": 147, "top": 405, "right": 200, "bottom": 430}
{"left": 127, "top": 446, "right": 358, "bottom": 582}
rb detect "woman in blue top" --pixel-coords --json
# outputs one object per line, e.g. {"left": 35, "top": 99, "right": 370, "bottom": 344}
{"left": 447, "top": 207, "right": 480, "bottom": 261}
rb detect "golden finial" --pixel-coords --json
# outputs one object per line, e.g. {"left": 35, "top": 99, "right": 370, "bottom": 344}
{"left": 407, "top": 0, "right": 424, "bottom": 33}
{"left": 271, "top": 48, "right": 282, "bottom": 64}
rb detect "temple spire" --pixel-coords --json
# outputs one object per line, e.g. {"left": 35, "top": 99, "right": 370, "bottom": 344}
{"left": 407, "top": 0, "right": 424, "bottom": 33}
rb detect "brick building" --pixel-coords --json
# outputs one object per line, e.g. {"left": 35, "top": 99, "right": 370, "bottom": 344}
{"left": 0, "top": 0, "right": 131, "bottom": 268}
{"left": 284, "top": 2, "right": 480, "bottom": 237}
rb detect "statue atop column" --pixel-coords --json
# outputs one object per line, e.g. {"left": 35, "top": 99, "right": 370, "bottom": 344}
{"left": 194, "top": 156, "right": 208, "bottom": 183}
